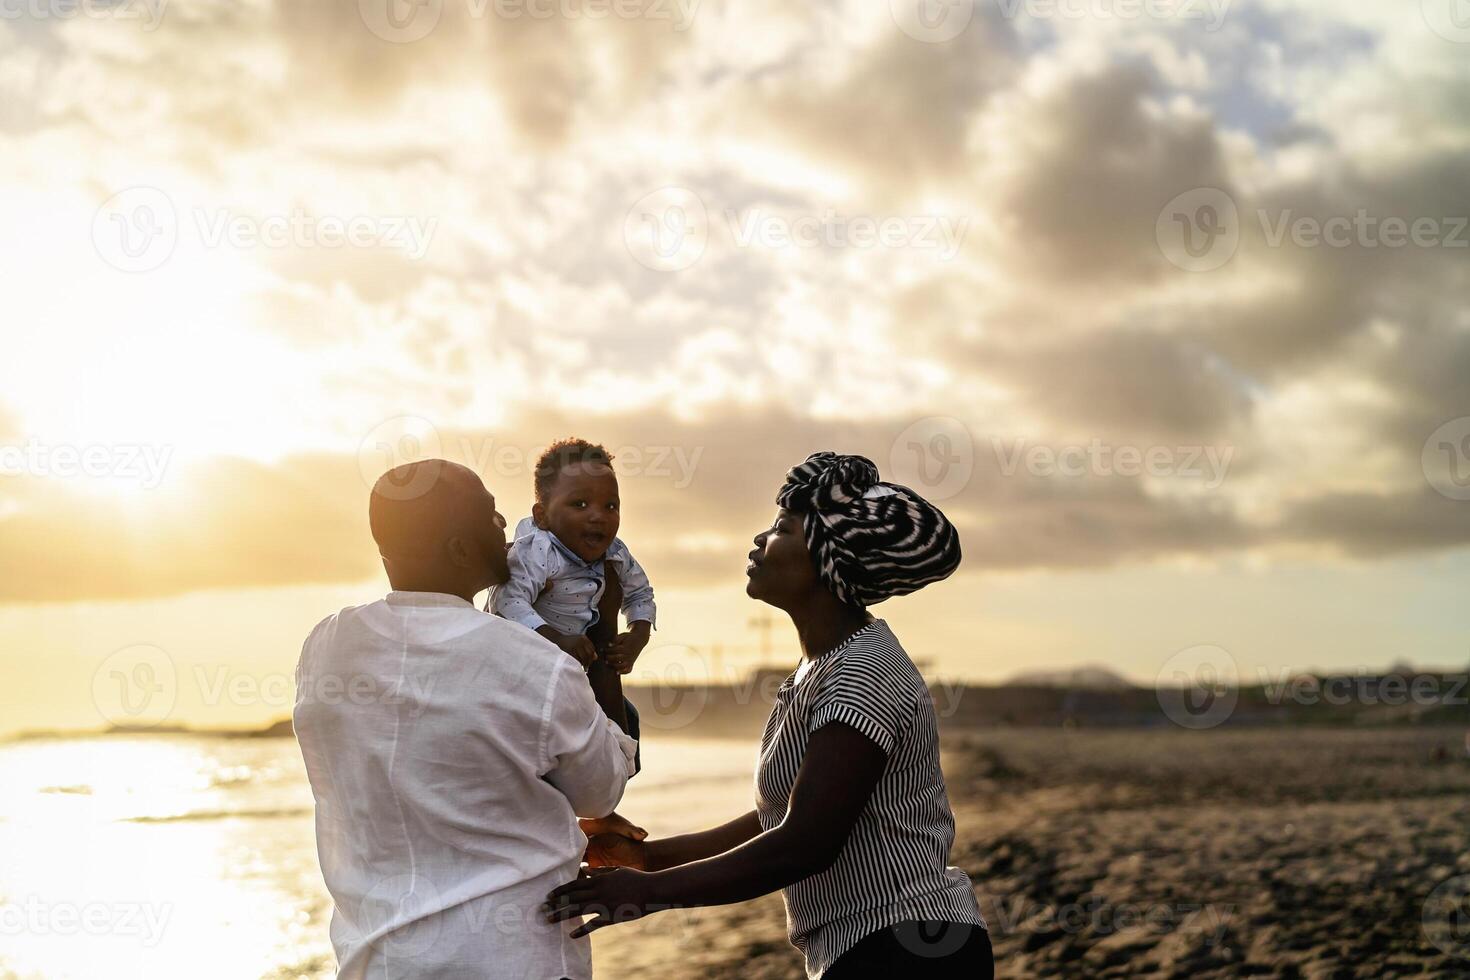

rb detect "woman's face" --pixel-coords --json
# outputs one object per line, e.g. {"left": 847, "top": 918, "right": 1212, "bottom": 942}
{"left": 746, "top": 508, "right": 820, "bottom": 608}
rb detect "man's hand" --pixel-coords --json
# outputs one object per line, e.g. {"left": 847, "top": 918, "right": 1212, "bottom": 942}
{"left": 584, "top": 833, "right": 648, "bottom": 870}
{"left": 580, "top": 812, "right": 648, "bottom": 869}
{"left": 579, "top": 812, "right": 647, "bottom": 840}
{"left": 603, "top": 621, "right": 650, "bottom": 674}
{"left": 539, "top": 627, "right": 598, "bottom": 669}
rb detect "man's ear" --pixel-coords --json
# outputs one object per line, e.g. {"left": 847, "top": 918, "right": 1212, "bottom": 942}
{"left": 531, "top": 501, "right": 547, "bottom": 529}
{"left": 445, "top": 535, "right": 473, "bottom": 568}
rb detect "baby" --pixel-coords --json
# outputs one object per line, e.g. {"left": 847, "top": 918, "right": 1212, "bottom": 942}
{"left": 491, "top": 438, "right": 655, "bottom": 673}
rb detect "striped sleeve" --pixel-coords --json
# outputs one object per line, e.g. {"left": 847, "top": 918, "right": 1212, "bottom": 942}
{"left": 806, "top": 643, "right": 919, "bottom": 755}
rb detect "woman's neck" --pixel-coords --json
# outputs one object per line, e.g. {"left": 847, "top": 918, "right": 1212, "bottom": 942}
{"left": 787, "top": 592, "right": 874, "bottom": 663}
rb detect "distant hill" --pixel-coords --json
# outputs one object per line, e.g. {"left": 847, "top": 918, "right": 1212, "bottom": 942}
{"left": 1006, "top": 664, "right": 1134, "bottom": 690}
{"left": 9, "top": 666, "right": 1470, "bottom": 744}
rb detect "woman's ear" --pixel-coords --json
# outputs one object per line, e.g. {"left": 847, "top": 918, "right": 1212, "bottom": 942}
{"left": 531, "top": 501, "right": 547, "bottom": 528}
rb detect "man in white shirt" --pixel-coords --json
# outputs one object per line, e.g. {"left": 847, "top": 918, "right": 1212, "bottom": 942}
{"left": 294, "top": 459, "right": 639, "bottom": 979}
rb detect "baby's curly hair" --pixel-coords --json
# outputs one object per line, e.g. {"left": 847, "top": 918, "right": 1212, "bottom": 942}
{"left": 533, "top": 438, "right": 616, "bottom": 506}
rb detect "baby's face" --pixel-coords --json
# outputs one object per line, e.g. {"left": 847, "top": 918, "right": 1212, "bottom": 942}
{"left": 534, "top": 462, "right": 621, "bottom": 562}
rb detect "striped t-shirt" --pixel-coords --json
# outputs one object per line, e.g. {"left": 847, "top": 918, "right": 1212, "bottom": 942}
{"left": 754, "top": 620, "right": 984, "bottom": 979}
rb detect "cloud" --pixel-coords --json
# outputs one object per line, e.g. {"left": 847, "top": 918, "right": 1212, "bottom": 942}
{"left": 1282, "top": 488, "right": 1470, "bottom": 558}
{"left": 0, "top": 406, "right": 1317, "bottom": 604}
{"left": 0, "top": 454, "right": 374, "bottom": 603}
{"left": 736, "top": 8, "right": 1020, "bottom": 194}
{"left": 975, "top": 328, "right": 1256, "bottom": 442}
{"left": 1, "top": 0, "right": 1468, "bottom": 607}
{"left": 985, "top": 58, "right": 1230, "bottom": 284}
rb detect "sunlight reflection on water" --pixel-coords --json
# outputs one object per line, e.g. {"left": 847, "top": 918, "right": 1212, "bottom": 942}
{"left": 0, "top": 734, "right": 756, "bottom": 979}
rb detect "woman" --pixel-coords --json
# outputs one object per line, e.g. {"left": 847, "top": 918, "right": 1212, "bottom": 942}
{"left": 544, "top": 452, "right": 993, "bottom": 979}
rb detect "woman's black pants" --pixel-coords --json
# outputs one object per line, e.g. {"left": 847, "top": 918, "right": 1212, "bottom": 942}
{"left": 822, "top": 920, "right": 994, "bottom": 979}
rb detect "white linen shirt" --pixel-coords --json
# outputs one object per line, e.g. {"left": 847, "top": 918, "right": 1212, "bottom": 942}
{"left": 490, "top": 517, "right": 657, "bottom": 637}
{"left": 293, "top": 591, "right": 638, "bottom": 980}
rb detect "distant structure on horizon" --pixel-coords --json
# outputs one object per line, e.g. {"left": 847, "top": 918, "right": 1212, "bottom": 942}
{"left": 1006, "top": 664, "right": 1135, "bottom": 690}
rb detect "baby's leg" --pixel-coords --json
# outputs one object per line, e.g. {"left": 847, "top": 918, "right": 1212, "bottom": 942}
{"left": 584, "top": 565, "right": 635, "bottom": 746}
{"left": 586, "top": 564, "right": 623, "bottom": 656}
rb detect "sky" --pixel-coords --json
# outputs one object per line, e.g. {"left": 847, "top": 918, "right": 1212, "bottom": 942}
{"left": 1, "top": 0, "right": 1468, "bottom": 735}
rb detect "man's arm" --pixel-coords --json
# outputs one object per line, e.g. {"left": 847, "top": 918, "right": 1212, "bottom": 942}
{"left": 541, "top": 656, "right": 639, "bottom": 819}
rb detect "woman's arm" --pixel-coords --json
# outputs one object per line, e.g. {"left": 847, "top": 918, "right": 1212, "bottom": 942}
{"left": 651, "top": 722, "right": 884, "bottom": 902}
{"left": 584, "top": 809, "right": 760, "bottom": 870}
{"left": 643, "top": 810, "right": 763, "bottom": 872}
{"left": 547, "top": 721, "right": 886, "bottom": 934}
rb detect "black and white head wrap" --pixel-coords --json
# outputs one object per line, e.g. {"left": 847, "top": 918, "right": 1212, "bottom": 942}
{"left": 775, "top": 451, "right": 962, "bottom": 608}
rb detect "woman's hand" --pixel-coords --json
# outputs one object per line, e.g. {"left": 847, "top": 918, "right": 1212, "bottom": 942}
{"left": 542, "top": 867, "right": 663, "bottom": 938}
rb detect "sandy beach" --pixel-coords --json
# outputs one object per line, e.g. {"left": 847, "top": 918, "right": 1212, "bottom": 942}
{"left": 4, "top": 725, "right": 1464, "bottom": 978}
{"left": 593, "top": 726, "right": 1470, "bottom": 978}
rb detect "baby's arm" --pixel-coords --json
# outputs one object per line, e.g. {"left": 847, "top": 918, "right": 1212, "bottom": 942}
{"left": 618, "top": 547, "right": 656, "bottom": 629}
{"left": 493, "top": 538, "right": 597, "bottom": 668}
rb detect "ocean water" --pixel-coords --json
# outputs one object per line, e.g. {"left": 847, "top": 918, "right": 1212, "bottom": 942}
{"left": 0, "top": 734, "right": 760, "bottom": 980}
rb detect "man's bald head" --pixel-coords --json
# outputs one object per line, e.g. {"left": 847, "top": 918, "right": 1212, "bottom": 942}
{"left": 369, "top": 460, "right": 509, "bottom": 597}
